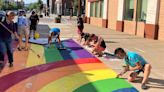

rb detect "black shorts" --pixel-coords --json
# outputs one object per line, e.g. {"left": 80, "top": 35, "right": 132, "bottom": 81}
{"left": 135, "top": 64, "right": 145, "bottom": 74}
{"left": 30, "top": 25, "right": 37, "bottom": 30}
{"left": 100, "top": 40, "right": 106, "bottom": 48}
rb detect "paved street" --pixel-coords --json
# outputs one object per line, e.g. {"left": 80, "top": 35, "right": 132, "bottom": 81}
{"left": 1, "top": 0, "right": 164, "bottom": 91}
{"left": 37, "top": 15, "right": 164, "bottom": 92}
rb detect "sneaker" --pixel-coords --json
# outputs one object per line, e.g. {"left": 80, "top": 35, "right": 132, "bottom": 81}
{"left": 9, "top": 63, "right": 13, "bottom": 68}
{"left": 0, "top": 63, "right": 4, "bottom": 69}
{"left": 17, "top": 47, "right": 22, "bottom": 51}
{"left": 141, "top": 84, "right": 148, "bottom": 90}
{"left": 24, "top": 47, "right": 29, "bottom": 51}
{"left": 33, "top": 37, "right": 36, "bottom": 40}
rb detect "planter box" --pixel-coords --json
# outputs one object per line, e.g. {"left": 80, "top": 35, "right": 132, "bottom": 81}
{"left": 55, "top": 17, "right": 61, "bottom": 23}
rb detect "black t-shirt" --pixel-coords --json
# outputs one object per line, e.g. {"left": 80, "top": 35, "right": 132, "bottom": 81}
{"left": 101, "top": 40, "right": 106, "bottom": 48}
{"left": 29, "top": 14, "right": 39, "bottom": 25}
{"left": 0, "top": 20, "right": 16, "bottom": 39}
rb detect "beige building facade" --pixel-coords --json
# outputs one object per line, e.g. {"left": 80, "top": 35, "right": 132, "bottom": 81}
{"left": 86, "top": 0, "right": 164, "bottom": 40}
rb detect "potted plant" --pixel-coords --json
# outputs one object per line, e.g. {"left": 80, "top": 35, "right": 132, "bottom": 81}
{"left": 55, "top": 17, "right": 61, "bottom": 23}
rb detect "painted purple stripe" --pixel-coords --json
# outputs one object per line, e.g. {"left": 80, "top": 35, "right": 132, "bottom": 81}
{"left": 63, "top": 39, "right": 95, "bottom": 58}
{"left": 0, "top": 58, "right": 101, "bottom": 91}
{"left": 62, "top": 41, "right": 79, "bottom": 59}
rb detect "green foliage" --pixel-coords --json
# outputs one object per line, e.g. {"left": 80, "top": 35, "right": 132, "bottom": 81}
{"left": 28, "top": 3, "right": 39, "bottom": 10}
{"left": 74, "top": 0, "right": 78, "bottom": 8}
{"left": 37, "top": 0, "right": 43, "bottom": 10}
{"left": 37, "top": 0, "right": 43, "bottom": 5}
{"left": 0, "top": 1, "right": 19, "bottom": 10}
{"left": 0, "top": 0, "right": 4, "bottom": 10}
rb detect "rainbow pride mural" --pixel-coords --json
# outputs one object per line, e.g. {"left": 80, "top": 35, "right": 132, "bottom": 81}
{"left": 0, "top": 39, "right": 139, "bottom": 92}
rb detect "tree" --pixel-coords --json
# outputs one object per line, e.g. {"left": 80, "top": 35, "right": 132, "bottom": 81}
{"left": 27, "top": 3, "right": 38, "bottom": 10}
{"left": 37, "top": 0, "right": 43, "bottom": 16}
{"left": 0, "top": 0, "right": 19, "bottom": 10}
{"left": 0, "top": 0, "right": 4, "bottom": 10}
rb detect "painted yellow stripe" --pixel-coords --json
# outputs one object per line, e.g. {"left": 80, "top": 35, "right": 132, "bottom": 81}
{"left": 39, "top": 69, "right": 117, "bottom": 92}
{"left": 26, "top": 44, "right": 46, "bottom": 67}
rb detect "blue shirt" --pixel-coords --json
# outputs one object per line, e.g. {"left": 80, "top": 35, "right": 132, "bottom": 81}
{"left": 49, "top": 28, "right": 60, "bottom": 34}
{"left": 124, "top": 51, "right": 147, "bottom": 67}
{"left": 17, "top": 16, "right": 28, "bottom": 26}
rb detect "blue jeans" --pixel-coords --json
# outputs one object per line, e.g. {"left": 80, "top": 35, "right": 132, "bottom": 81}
{"left": 0, "top": 37, "right": 13, "bottom": 64}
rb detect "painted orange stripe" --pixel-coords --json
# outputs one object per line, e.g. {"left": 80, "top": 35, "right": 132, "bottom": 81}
{"left": 6, "top": 63, "right": 108, "bottom": 92}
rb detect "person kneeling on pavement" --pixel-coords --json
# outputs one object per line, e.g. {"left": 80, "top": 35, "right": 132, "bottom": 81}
{"left": 85, "top": 34, "right": 106, "bottom": 57}
{"left": 114, "top": 48, "right": 152, "bottom": 90}
{"left": 80, "top": 32, "right": 91, "bottom": 44}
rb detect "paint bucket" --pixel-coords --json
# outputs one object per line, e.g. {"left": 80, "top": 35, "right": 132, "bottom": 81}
{"left": 34, "top": 33, "right": 40, "bottom": 39}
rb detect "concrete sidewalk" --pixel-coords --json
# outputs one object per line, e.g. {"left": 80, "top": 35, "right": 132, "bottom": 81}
{"left": 38, "top": 16, "right": 164, "bottom": 92}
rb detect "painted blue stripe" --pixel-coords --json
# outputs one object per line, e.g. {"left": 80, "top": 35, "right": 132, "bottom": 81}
{"left": 112, "top": 87, "right": 139, "bottom": 92}
{"left": 61, "top": 41, "right": 79, "bottom": 59}
{"left": 54, "top": 43, "right": 72, "bottom": 60}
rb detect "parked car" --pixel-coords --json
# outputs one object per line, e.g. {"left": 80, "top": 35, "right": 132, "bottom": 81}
{"left": 0, "top": 11, "right": 6, "bottom": 22}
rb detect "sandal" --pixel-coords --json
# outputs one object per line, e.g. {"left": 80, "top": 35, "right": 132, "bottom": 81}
{"left": 17, "top": 47, "right": 23, "bottom": 51}
{"left": 24, "top": 47, "right": 29, "bottom": 51}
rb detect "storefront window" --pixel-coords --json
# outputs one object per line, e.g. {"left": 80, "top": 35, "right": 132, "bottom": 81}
{"left": 90, "top": 0, "right": 104, "bottom": 18}
{"left": 90, "top": 2, "right": 95, "bottom": 17}
{"left": 137, "top": 0, "right": 147, "bottom": 22}
{"left": 95, "top": 1, "right": 99, "bottom": 17}
{"left": 100, "top": 0, "right": 104, "bottom": 18}
{"left": 124, "top": 0, "right": 134, "bottom": 20}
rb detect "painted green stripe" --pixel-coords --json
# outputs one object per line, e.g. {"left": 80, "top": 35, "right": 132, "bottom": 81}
{"left": 44, "top": 45, "right": 64, "bottom": 63}
{"left": 73, "top": 78, "right": 136, "bottom": 92}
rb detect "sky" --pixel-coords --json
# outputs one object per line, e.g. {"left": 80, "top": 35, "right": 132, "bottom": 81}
{"left": 15, "top": 0, "right": 46, "bottom": 4}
